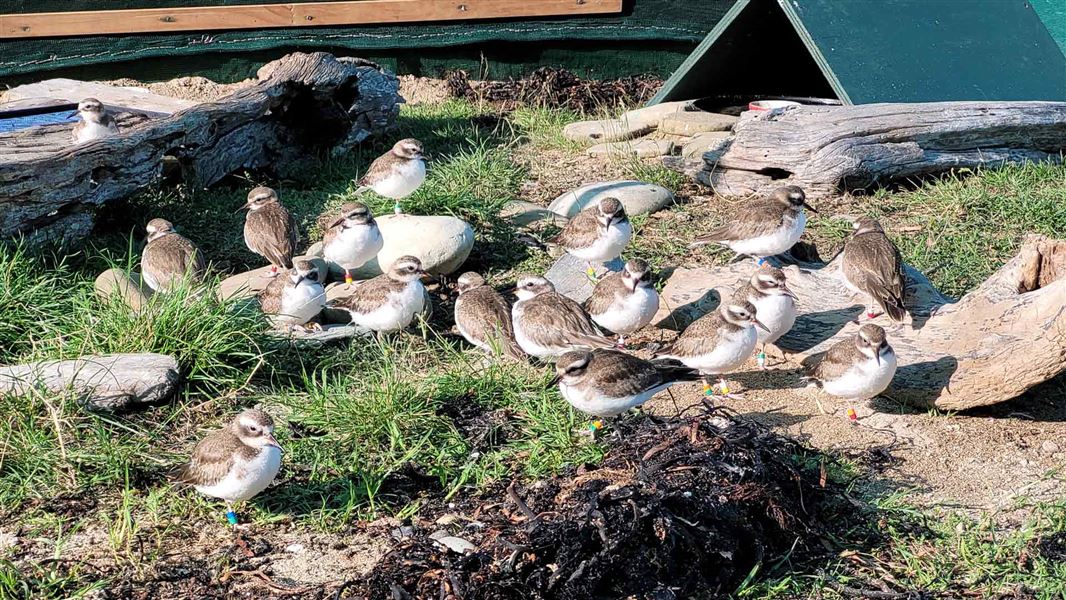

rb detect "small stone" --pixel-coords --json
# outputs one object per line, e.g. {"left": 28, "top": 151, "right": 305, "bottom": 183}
{"left": 284, "top": 543, "right": 306, "bottom": 554}
{"left": 619, "top": 100, "right": 694, "bottom": 129}
{"left": 1041, "top": 440, "right": 1060, "bottom": 454}
{"left": 0, "top": 532, "right": 18, "bottom": 552}
{"left": 659, "top": 111, "right": 738, "bottom": 136}
{"left": 345, "top": 214, "right": 473, "bottom": 279}
{"left": 562, "top": 118, "right": 653, "bottom": 145}
{"left": 586, "top": 139, "right": 674, "bottom": 159}
{"left": 435, "top": 514, "right": 462, "bottom": 526}
{"left": 681, "top": 131, "right": 732, "bottom": 159}
{"left": 95, "top": 269, "right": 154, "bottom": 311}
{"left": 544, "top": 253, "right": 623, "bottom": 304}
{"left": 499, "top": 200, "right": 569, "bottom": 228}
{"left": 548, "top": 180, "right": 675, "bottom": 218}
{"left": 432, "top": 535, "right": 477, "bottom": 554}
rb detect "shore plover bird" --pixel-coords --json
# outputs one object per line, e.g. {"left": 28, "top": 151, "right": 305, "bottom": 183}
{"left": 454, "top": 272, "right": 526, "bottom": 360}
{"left": 258, "top": 259, "right": 326, "bottom": 330}
{"left": 804, "top": 324, "right": 897, "bottom": 419}
{"left": 842, "top": 217, "right": 908, "bottom": 322}
{"left": 140, "top": 218, "right": 206, "bottom": 293}
{"left": 584, "top": 258, "right": 660, "bottom": 346}
{"left": 71, "top": 98, "right": 118, "bottom": 144}
{"left": 551, "top": 197, "right": 632, "bottom": 279}
{"left": 321, "top": 202, "right": 383, "bottom": 285}
{"left": 654, "top": 300, "right": 768, "bottom": 398}
{"left": 511, "top": 275, "right": 614, "bottom": 360}
{"left": 733, "top": 264, "right": 798, "bottom": 368}
{"left": 171, "top": 409, "right": 282, "bottom": 525}
{"left": 552, "top": 348, "right": 700, "bottom": 417}
{"left": 357, "top": 139, "right": 427, "bottom": 214}
{"left": 689, "top": 185, "right": 815, "bottom": 262}
{"left": 240, "top": 187, "right": 298, "bottom": 277}
{"left": 331, "top": 256, "right": 426, "bottom": 333}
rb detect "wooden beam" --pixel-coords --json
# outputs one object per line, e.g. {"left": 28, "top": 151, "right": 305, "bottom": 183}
{"left": 0, "top": 0, "right": 622, "bottom": 39}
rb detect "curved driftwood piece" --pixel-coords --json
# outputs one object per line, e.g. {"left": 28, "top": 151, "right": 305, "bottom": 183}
{"left": 0, "top": 353, "right": 179, "bottom": 410}
{"left": 653, "top": 236, "right": 1066, "bottom": 411}
{"left": 694, "top": 102, "right": 1066, "bottom": 198}
{"left": 0, "top": 52, "right": 401, "bottom": 243}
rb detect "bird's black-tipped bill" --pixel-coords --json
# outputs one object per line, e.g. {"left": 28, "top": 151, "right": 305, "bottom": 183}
{"left": 265, "top": 433, "right": 283, "bottom": 452}
{"left": 754, "top": 318, "right": 771, "bottom": 333}
{"left": 547, "top": 374, "right": 562, "bottom": 387}
{"left": 235, "top": 202, "right": 252, "bottom": 213}
{"left": 802, "top": 201, "right": 818, "bottom": 213}
{"left": 781, "top": 285, "right": 799, "bottom": 300}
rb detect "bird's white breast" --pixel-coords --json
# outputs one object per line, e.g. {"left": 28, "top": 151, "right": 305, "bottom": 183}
{"left": 726, "top": 211, "right": 806, "bottom": 258}
{"left": 279, "top": 281, "right": 326, "bottom": 324}
{"left": 371, "top": 160, "right": 426, "bottom": 199}
{"left": 324, "top": 225, "right": 383, "bottom": 269}
{"left": 195, "top": 446, "right": 282, "bottom": 503}
{"left": 821, "top": 350, "right": 898, "bottom": 400}
{"left": 591, "top": 286, "right": 660, "bottom": 335}
{"left": 751, "top": 294, "right": 797, "bottom": 345}
{"left": 567, "top": 220, "right": 633, "bottom": 263}
{"left": 559, "top": 382, "right": 662, "bottom": 417}
{"left": 74, "top": 120, "right": 116, "bottom": 144}
{"left": 676, "top": 326, "right": 757, "bottom": 374}
{"left": 351, "top": 281, "right": 425, "bottom": 332}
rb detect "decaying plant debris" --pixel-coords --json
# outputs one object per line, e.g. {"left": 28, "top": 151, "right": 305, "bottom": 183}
{"left": 447, "top": 67, "right": 662, "bottom": 113}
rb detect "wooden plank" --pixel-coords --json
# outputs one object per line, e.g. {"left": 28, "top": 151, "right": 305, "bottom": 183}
{"left": 0, "top": 0, "right": 623, "bottom": 39}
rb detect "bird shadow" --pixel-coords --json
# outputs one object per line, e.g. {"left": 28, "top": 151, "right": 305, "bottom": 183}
{"left": 655, "top": 288, "right": 721, "bottom": 331}
{"left": 776, "top": 305, "right": 864, "bottom": 353}
{"left": 881, "top": 356, "right": 959, "bottom": 410}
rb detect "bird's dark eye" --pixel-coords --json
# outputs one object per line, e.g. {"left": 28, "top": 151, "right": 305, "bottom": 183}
{"left": 249, "top": 425, "right": 259, "bottom": 433}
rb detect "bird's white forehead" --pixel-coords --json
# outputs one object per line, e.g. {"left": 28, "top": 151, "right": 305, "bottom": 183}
{"left": 238, "top": 416, "right": 269, "bottom": 429}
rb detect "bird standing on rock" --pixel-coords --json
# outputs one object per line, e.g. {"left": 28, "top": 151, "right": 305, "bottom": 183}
{"left": 258, "top": 259, "right": 327, "bottom": 331}
{"left": 804, "top": 324, "right": 897, "bottom": 419}
{"left": 331, "top": 256, "right": 427, "bottom": 333}
{"left": 171, "top": 409, "right": 283, "bottom": 526}
{"left": 141, "top": 218, "right": 206, "bottom": 293}
{"left": 842, "top": 217, "right": 908, "bottom": 322}
{"left": 552, "top": 348, "right": 701, "bottom": 418}
{"left": 689, "top": 185, "right": 815, "bottom": 263}
{"left": 71, "top": 98, "right": 118, "bottom": 144}
{"left": 511, "top": 275, "right": 614, "bottom": 360}
{"left": 552, "top": 197, "right": 632, "bottom": 280}
{"left": 357, "top": 139, "right": 427, "bottom": 214}
{"left": 454, "top": 272, "right": 526, "bottom": 360}
{"left": 584, "top": 258, "right": 660, "bottom": 347}
{"left": 321, "top": 202, "right": 383, "bottom": 286}
{"left": 733, "top": 264, "right": 798, "bottom": 368}
{"left": 240, "top": 187, "right": 298, "bottom": 278}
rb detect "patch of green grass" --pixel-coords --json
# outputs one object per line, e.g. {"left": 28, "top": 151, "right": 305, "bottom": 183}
{"left": 0, "top": 558, "right": 104, "bottom": 600}
{"left": 0, "top": 243, "right": 79, "bottom": 364}
{"left": 507, "top": 106, "right": 583, "bottom": 152}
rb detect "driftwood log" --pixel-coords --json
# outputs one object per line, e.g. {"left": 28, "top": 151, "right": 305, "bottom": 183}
{"left": 0, "top": 52, "right": 401, "bottom": 243}
{"left": 652, "top": 236, "right": 1066, "bottom": 411}
{"left": 690, "top": 102, "right": 1066, "bottom": 198}
{"left": 0, "top": 353, "right": 179, "bottom": 410}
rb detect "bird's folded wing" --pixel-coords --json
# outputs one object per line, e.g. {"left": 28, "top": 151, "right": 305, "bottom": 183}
{"left": 171, "top": 432, "right": 237, "bottom": 488}
{"left": 584, "top": 273, "right": 627, "bottom": 315}
{"left": 551, "top": 209, "right": 601, "bottom": 250}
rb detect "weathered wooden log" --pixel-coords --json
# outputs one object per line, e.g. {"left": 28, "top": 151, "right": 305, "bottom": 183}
{"left": 653, "top": 236, "right": 1066, "bottom": 411}
{"left": 0, "top": 353, "right": 179, "bottom": 410}
{"left": 692, "top": 102, "right": 1066, "bottom": 198}
{"left": 0, "top": 52, "right": 402, "bottom": 243}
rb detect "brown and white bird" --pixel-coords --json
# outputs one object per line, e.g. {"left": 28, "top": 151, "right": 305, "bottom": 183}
{"left": 320, "top": 202, "right": 384, "bottom": 285}
{"left": 140, "top": 218, "right": 206, "bottom": 293}
{"left": 71, "top": 98, "right": 118, "bottom": 144}
{"left": 804, "top": 324, "right": 897, "bottom": 417}
{"left": 654, "top": 300, "right": 768, "bottom": 397}
{"left": 454, "top": 272, "right": 525, "bottom": 360}
{"left": 240, "top": 187, "right": 298, "bottom": 277}
{"left": 357, "top": 138, "right": 427, "bottom": 214}
{"left": 841, "top": 217, "right": 908, "bottom": 322}
{"left": 733, "top": 264, "right": 798, "bottom": 368}
{"left": 551, "top": 349, "right": 700, "bottom": 417}
{"left": 689, "top": 185, "right": 815, "bottom": 262}
{"left": 584, "top": 258, "right": 660, "bottom": 346}
{"left": 171, "top": 409, "right": 282, "bottom": 525}
{"left": 511, "top": 275, "right": 614, "bottom": 360}
{"left": 258, "top": 259, "right": 327, "bottom": 330}
{"left": 331, "top": 256, "right": 426, "bottom": 332}
{"left": 551, "top": 197, "right": 633, "bottom": 278}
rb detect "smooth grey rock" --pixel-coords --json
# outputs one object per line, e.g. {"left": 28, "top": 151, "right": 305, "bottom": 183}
{"left": 682, "top": 131, "right": 732, "bottom": 159}
{"left": 548, "top": 180, "right": 675, "bottom": 218}
{"left": 345, "top": 214, "right": 473, "bottom": 279}
{"left": 499, "top": 200, "right": 569, "bottom": 228}
{"left": 562, "top": 119, "right": 653, "bottom": 145}
{"left": 545, "top": 253, "right": 624, "bottom": 304}
{"left": 95, "top": 268, "right": 154, "bottom": 311}
{"left": 586, "top": 139, "right": 675, "bottom": 159}
{"left": 620, "top": 100, "right": 694, "bottom": 129}
{"left": 659, "top": 111, "right": 738, "bottom": 136}
{"left": 0, "top": 353, "right": 179, "bottom": 410}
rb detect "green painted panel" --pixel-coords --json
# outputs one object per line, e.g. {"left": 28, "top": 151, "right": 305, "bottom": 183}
{"left": 1032, "top": 0, "right": 1066, "bottom": 55}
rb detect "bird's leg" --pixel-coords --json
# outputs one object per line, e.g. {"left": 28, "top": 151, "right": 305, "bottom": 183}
{"left": 585, "top": 262, "right": 600, "bottom": 282}
{"left": 756, "top": 343, "right": 768, "bottom": 370}
{"left": 225, "top": 502, "right": 239, "bottom": 526}
{"left": 864, "top": 302, "right": 882, "bottom": 320}
{"left": 393, "top": 201, "right": 402, "bottom": 215}
{"left": 615, "top": 334, "right": 627, "bottom": 349}
{"left": 582, "top": 418, "right": 605, "bottom": 439}
{"left": 264, "top": 265, "right": 280, "bottom": 278}
{"left": 344, "top": 268, "right": 354, "bottom": 287}
{"left": 814, "top": 396, "right": 831, "bottom": 415}
{"left": 846, "top": 403, "right": 859, "bottom": 424}
{"left": 716, "top": 377, "right": 745, "bottom": 400}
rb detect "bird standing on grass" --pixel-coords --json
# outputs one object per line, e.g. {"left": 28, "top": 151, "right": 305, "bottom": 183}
{"left": 258, "top": 259, "right": 327, "bottom": 331}
{"left": 733, "top": 264, "right": 798, "bottom": 368}
{"left": 841, "top": 217, "right": 908, "bottom": 322}
{"left": 330, "top": 255, "right": 427, "bottom": 333}
{"left": 551, "top": 197, "right": 633, "bottom": 280}
{"left": 357, "top": 139, "right": 427, "bottom": 214}
{"left": 803, "top": 324, "right": 897, "bottom": 420}
{"left": 511, "top": 275, "right": 614, "bottom": 360}
{"left": 552, "top": 348, "right": 700, "bottom": 418}
{"left": 71, "top": 98, "right": 119, "bottom": 144}
{"left": 584, "top": 258, "right": 660, "bottom": 347}
{"left": 140, "top": 218, "right": 206, "bottom": 293}
{"left": 240, "top": 187, "right": 298, "bottom": 278}
{"left": 453, "top": 272, "right": 526, "bottom": 360}
{"left": 320, "top": 202, "right": 384, "bottom": 286}
{"left": 689, "top": 185, "right": 815, "bottom": 263}
{"left": 171, "top": 409, "right": 282, "bottom": 527}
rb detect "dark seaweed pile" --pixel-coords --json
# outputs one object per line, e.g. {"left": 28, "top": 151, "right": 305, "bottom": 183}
{"left": 446, "top": 68, "right": 662, "bottom": 113}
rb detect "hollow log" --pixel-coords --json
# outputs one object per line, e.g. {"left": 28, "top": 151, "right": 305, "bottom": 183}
{"left": 0, "top": 353, "right": 179, "bottom": 410}
{"left": 652, "top": 236, "right": 1066, "bottom": 411}
{"left": 0, "top": 52, "right": 402, "bottom": 243}
{"left": 692, "top": 102, "right": 1066, "bottom": 198}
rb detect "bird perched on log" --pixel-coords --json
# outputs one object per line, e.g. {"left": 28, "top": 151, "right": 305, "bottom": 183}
{"left": 331, "top": 256, "right": 427, "bottom": 333}
{"left": 240, "top": 187, "right": 298, "bottom": 277}
{"left": 453, "top": 272, "right": 526, "bottom": 360}
{"left": 320, "top": 202, "right": 383, "bottom": 286}
{"left": 71, "top": 98, "right": 119, "bottom": 144}
{"left": 654, "top": 300, "right": 768, "bottom": 399}
{"left": 357, "top": 139, "right": 427, "bottom": 214}
{"left": 171, "top": 409, "right": 283, "bottom": 526}
{"left": 732, "top": 264, "right": 798, "bottom": 368}
{"left": 140, "top": 218, "right": 206, "bottom": 293}
{"left": 584, "top": 258, "right": 660, "bottom": 347}
{"left": 803, "top": 324, "right": 897, "bottom": 419}
{"left": 551, "top": 197, "right": 632, "bottom": 280}
{"left": 689, "top": 185, "right": 815, "bottom": 263}
{"left": 511, "top": 275, "right": 614, "bottom": 360}
{"left": 551, "top": 348, "right": 700, "bottom": 417}
{"left": 841, "top": 217, "right": 908, "bottom": 322}
{"left": 258, "top": 259, "right": 326, "bottom": 331}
